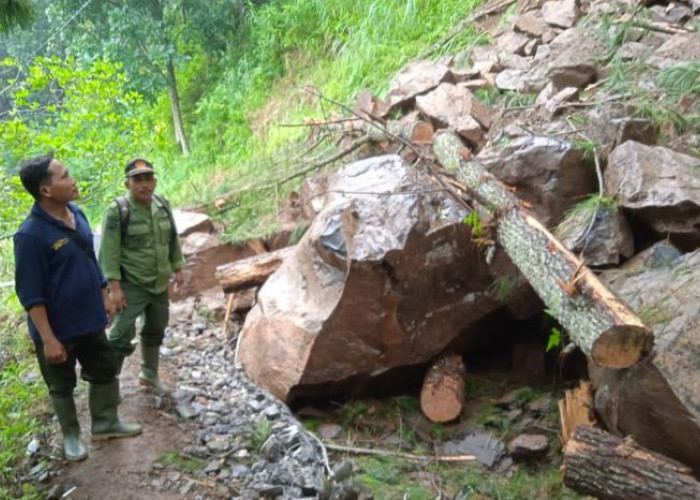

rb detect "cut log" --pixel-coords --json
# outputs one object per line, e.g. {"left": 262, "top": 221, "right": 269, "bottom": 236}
{"left": 399, "top": 119, "right": 434, "bottom": 144}
{"left": 558, "top": 381, "right": 596, "bottom": 446}
{"left": 432, "top": 131, "right": 654, "bottom": 369}
{"left": 563, "top": 425, "right": 700, "bottom": 500}
{"left": 217, "top": 246, "right": 295, "bottom": 293}
{"left": 420, "top": 354, "right": 466, "bottom": 423}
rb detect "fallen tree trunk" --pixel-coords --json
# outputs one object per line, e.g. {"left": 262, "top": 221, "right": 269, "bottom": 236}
{"left": 563, "top": 425, "right": 700, "bottom": 500}
{"left": 217, "top": 246, "right": 295, "bottom": 293}
{"left": 432, "top": 131, "right": 653, "bottom": 369}
{"left": 420, "top": 354, "right": 466, "bottom": 423}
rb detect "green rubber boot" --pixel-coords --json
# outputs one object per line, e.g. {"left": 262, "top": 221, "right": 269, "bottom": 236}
{"left": 51, "top": 396, "right": 88, "bottom": 461}
{"left": 89, "top": 381, "right": 142, "bottom": 441}
{"left": 139, "top": 344, "right": 170, "bottom": 395}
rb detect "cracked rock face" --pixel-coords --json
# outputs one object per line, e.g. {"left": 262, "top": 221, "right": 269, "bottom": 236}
{"left": 605, "top": 141, "right": 700, "bottom": 247}
{"left": 238, "top": 155, "right": 500, "bottom": 401}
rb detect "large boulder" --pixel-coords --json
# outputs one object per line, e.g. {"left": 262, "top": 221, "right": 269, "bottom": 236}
{"left": 605, "top": 141, "right": 700, "bottom": 247}
{"left": 238, "top": 155, "right": 502, "bottom": 401}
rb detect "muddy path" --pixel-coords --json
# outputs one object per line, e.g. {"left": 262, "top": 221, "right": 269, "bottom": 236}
{"left": 47, "top": 352, "right": 225, "bottom": 500}
{"left": 44, "top": 302, "right": 328, "bottom": 500}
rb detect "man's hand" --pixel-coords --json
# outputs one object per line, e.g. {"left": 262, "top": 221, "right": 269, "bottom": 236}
{"left": 109, "top": 280, "right": 127, "bottom": 312}
{"left": 44, "top": 336, "right": 68, "bottom": 364}
{"left": 103, "top": 290, "right": 116, "bottom": 322}
{"left": 172, "top": 269, "right": 184, "bottom": 294}
{"left": 27, "top": 305, "right": 67, "bottom": 364}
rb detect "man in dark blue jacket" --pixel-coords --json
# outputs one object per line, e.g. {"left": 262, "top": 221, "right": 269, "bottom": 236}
{"left": 14, "top": 153, "right": 141, "bottom": 462}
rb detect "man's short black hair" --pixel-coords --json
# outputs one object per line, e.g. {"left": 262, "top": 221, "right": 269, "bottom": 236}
{"left": 19, "top": 152, "right": 54, "bottom": 200}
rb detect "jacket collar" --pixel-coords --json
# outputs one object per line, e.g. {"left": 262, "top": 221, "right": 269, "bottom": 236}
{"left": 30, "top": 201, "right": 79, "bottom": 228}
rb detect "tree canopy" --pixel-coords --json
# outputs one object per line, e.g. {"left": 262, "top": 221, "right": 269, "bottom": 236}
{"left": 0, "top": 0, "right": 35, "bottom": 33}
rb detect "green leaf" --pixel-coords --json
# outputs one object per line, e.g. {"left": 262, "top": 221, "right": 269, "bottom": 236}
{"left": 546, "top": 327, "right": 562, "bottom": 352}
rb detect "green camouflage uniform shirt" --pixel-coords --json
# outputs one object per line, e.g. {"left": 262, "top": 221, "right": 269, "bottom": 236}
{"left": 99, "top": 193, "right": 184, "bottom": 294}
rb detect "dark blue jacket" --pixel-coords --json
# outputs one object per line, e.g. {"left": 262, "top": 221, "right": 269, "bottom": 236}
{"left": 14, "top": 202, "right": 108, "bottom": 342}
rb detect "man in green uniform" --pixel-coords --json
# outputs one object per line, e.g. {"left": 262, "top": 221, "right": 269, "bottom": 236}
{"left": 99, "top": 158, "right": 184, "bottom": 395}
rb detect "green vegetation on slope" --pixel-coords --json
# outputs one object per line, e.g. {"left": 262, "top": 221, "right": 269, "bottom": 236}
{"left": 157, "top": 0, "right": 487, "bottom": 241}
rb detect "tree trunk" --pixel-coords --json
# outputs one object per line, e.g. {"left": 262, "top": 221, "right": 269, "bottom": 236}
{"left": 420, "top": 354, "right": 466, "bottom": 423}
{"left": 558, "top": 381, "right": 596, "bottom": 446}
{"left": 166, "top": 56, "right": 190, "bottom": 156}
{"left": 217, "top": 246, "right": 295, "bottom": 293}
{"left": 148, "top": 0, "right": 189, "bottom": 156}
{"left": 563, "top": 425, "right": 700, "bottom": 500}
{"left": 432, "top": 131, "right": 653, "bottom": 369}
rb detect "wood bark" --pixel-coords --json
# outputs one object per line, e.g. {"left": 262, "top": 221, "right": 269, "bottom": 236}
{"left": 420, "top": 354, "right": 466, "bottom": 423}
{"left": 148, "top": 0, "right": 189, "bottom": 156}
{"left": 217, "top": 246, "right": 294, "bottom": 293}
{"left": 558, "top": 381, "right": 596, "bottom": 445}
{"left": 166, "top": 56, "right": 190, "bottom": 156}
{"left": 432, "top": 131, "right": 653, "bottom": 369}
{"left": 563, "top": 425, "right": 700, "bottom": 500}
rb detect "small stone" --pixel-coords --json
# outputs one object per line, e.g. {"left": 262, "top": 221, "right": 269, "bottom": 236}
{"left": 231, "top": 464, "right": 250, "bottom": 478}
{"left": 248, "top": 399, "right": 264, "bottom": 412}
{"left": 25, "top": 437, "right": 39, "bottom": 456}
{"left": 206, "top": 435, "right": 230, "bottom": 453}
{"left": 317, "top": 423, "right": 344, "bottom": 440}
{"left": 204, "top": 459, "right": 221, "bottom": 473}
{"left": 507, "top": 433, "right": 549, "bottom": 460}
{"left": 167, "top": 471, "right": 182, "bottom": 482}
{"left": 264, "top": 405, "right": 281, "bottom": 420}
{"left": 176, "top": 403, "right": 197, "bottom": 419}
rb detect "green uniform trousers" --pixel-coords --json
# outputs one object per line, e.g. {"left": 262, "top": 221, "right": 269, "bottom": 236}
{"left": 108, "top": 281, "right": 169, "bottom": 356}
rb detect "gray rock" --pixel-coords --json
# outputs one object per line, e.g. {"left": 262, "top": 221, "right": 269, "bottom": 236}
{"left": 478, "top": 136, "right": 594, "bottom": 227}
{"left": 606, "top": 141, "right": 700, "bottom": 244}
{"left": 508, "top": 433, "right": 549, "bottom": 459}
{"left": 231, "top": 464, "right": 250, "bottom": 478}
{"left": 206, "top": 435, "right": 230, "bottom": 453}
{"left": 649, "top": 33, "right": 700, "bottom": 69}
{"left": 317, "top": 423, "right": 345, "bottom": 440}
{"left": 542, "top": 0, "right": 580, "bottom": 28}
{"left": 546, "top": 27, "right": 604, "bottom": 90}
{"left": 264, "top": 404, "right": 281, "bottom": 420}
{"left": 176, "top": 402, "right": 198, "bottom": 419}
{"left": 383, "top": 60, "right": 451, "bottom": 115}
{"left": 441, "top": 430, "right": 507, "bottom": 468}
{"left": 555, "top": 204, "right": 634, "bottom": 267}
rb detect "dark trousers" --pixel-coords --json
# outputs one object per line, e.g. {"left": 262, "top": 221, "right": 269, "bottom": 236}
{"left": 34, "top": 330, "right": 117, "bottom": 398}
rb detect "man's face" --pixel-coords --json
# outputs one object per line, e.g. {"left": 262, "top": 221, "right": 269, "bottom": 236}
{"left": 43, "top": 160, "right": 79, "bottom": 203}
{"left": 125, "top": 173, "right": 157, "bottom": 206}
